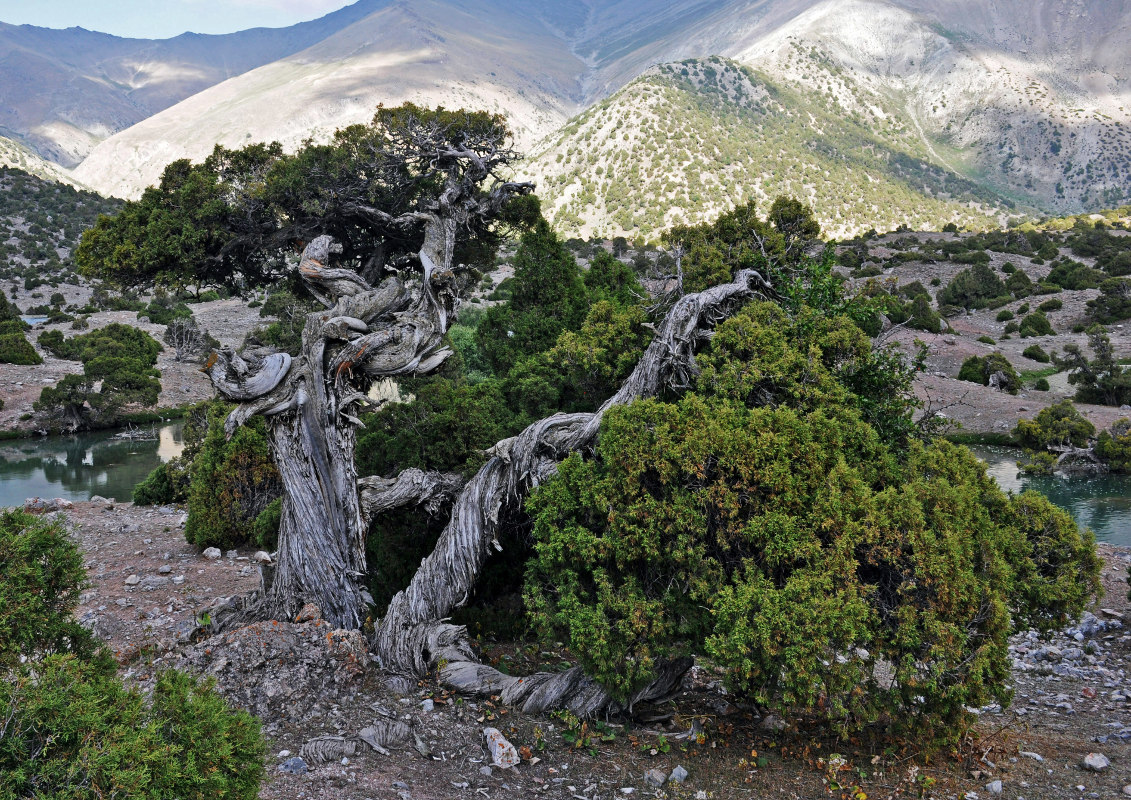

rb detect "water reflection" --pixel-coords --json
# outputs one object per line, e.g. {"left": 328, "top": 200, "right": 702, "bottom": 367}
{"left": 969, "top": 444, "right": 1131, "bottom": 547}
{"left": 0, "top": 423, "right": 184, "bottom": 508}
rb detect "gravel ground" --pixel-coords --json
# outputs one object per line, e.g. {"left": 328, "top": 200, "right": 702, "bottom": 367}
{"left": 18, "top": 499, "right": 1126, "bottom": 800}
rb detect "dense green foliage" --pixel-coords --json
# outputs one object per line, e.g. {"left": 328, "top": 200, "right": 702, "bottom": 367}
{"left": 184, "top": 403, "right": 282, "bottom": 550}
{"left": 1013, "top": 400, "right": 1097, "bottom": 475}
{"left": 34, "top": 323, "right": 162, "bottom": 430}
{"left": 1022, "top": 344, "right": 1051, "bottom": 363}
{"left": 0, "top": 330, "right": 40, "bottom": 364}
{"left": 0, "top": 510, "right": 107, "bottom": 671}
{"left": 476, "top": 219, "right": 590, "bottom": 375}
{"left": 957, "top": 352, "right": 1022, "bottom": 394}
{"left": 1095, "top": 419, "right": 1131, "bottom": 473}
{"left": 1014, "top": 400, "right": 1096, "bottom": 450}
{"left": 1018, "top": 311, "right": 1055, "bottom": 338}
{"left": 0, "top": 510, "right": 265, "bottom": 799}
{"left": 937, "top": 263, "right": 1008, "bottom": 310}
{"left": 526, "top": 300, "right": 1100, "bottom": 743}
{"left": 664, "top": 197, "right": 820, "bottom": 293}
{"left": 76, "top": 104, "right": 534, "bottom": 292}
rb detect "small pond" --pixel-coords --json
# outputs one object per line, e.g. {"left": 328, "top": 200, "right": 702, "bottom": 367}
{"left": 0, "top": 423, "right": 184, "bottom": 508}
{"left": 969, "top": 444, "right": 1131, "bottom": 547}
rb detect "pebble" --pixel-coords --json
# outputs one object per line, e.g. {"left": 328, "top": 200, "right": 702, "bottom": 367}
{"left": 484, "top": 728, "right": 519, "bottom": 768}
{"left": 225, "top": 549, "right": 237, "bottom": 559}
{"left": 480, "top": 766, "right": 493, "bottom": 777}
{"left": 158, "top": 565, "right": 172, "bottom": 574}
{"left": 644, "top": 768, "right": 667, "bottom": 788}
{"left": 172, "top": 575, "right": 185, "bottom": 585}
{"left": 1082, "top": 752, "right": 1110, "bottom": 772}
{"left": 203, "top": 547, "right": 221, "bottom": 560}
{"left": 421, "top": 698, "right": 434, "bottom": 712}
{"left": 278, "top": 756, "right": 308, "bottom": 774}
{"left": 987, "top": 779, "right": 1002, "bottom": 795}
{"left": 124, "top": 574, "right": 140, "bottom": 586}
{"left": 1121, "top": 785, "right": 1131, "bottom": 797}
{"left": 669, "top": 765, "right": 689, "bottom": 784}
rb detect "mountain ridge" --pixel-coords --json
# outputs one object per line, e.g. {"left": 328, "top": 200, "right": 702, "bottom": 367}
{"left": 6, "top": 0, "right": 1131, "bottom": 232}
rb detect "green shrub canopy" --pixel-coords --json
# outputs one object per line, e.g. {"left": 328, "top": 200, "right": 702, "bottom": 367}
{"left": 526, "top": 302, "right": 1100, "bottom": 742}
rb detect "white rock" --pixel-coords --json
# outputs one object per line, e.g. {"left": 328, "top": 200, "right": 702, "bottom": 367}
{"left": 421, "top": 698, "right": 434, "bottom": 712}
{"left": 986, "top": 779, "right": 1002, "bottom": 795}
{"left": 1120, "top": 784, "right": 1131, "bottom": 797}
{"left": 253, "top": 550, "right": 273, "bottom": 563}
{"left": 158, "top": 565, "right": 172, "bottom": 574}
{"left": 124, "top": 574, "right": 140, "bottom": 586}
{"left": 483, "top": 727, "right": 519, "bottom": 768}
{"left": 203, "top": 547, "right": 222, "bottom": 560}
{"left": 1019, "top": 751, "right": 1044, "bottom": 762}
{"left": 1082, "top": 752, "right": 1110, "bottom": 772}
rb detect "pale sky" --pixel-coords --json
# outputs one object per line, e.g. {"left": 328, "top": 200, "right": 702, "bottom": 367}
{"left": 0, "top": 0, "right": 358, "bottom": 39}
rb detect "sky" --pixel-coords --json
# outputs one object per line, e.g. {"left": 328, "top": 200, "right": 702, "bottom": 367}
{"left": 0, "top": 0, "right": 358, "bottom": 39}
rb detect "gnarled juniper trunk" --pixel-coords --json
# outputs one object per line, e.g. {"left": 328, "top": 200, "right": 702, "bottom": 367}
{"left": 206, "top": 233, "right": 455, "bottom": 628}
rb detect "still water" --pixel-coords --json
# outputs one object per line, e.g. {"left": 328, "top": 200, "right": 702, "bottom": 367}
{"left": 0, "top": 423, "right": 184, "bottom": 508}
{"left": 969, "top": 444, "right": 1131, "bottom": 547}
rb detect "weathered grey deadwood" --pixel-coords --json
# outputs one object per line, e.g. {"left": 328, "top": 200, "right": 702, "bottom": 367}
{"left": 206, "top": 111, "right": 533, "bottom": 629}
{"left": 369, "top": 269, "right": 773, "bottom": 713}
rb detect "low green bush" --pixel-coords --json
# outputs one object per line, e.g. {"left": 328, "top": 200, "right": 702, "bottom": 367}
{"left": 977, "top": 335, "right": 996, "bottom": 345}
{"left": 133, "top": 463, "right": 177, "bottom": 506}
{"left": 1023, "top": 345, "right": 1050, "bottom": 363}
{"left": 1037, "top": 298, "right": 1063, "bottom": 313}
{"left": 0, "top": 332, "right": 42, "bottom": 365}
{"left": 996, "top": 309, "right": 1015, "bottom": 322}
{"left": 1033, "top": 377, "right": 1050, "bottom": 391}
{"left": 1019, "top": 312, "right": 1055, "bottom": 338}
{"left": 185, "top": 403, "right": 282, "bottom": 550}
{"left": 252, "top": 498, "right": 283, "bottom": 551}
{"left": 0, "top": 504, "right": 266, "bottom": 800}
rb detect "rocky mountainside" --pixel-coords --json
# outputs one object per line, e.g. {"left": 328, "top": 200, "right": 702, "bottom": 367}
{"left": 5, "top": 0, "right": 1131, "bottom": 231}
{"left": 524, "top": 57, "right": 1013, "bottom": 239}
{"left": 0, "top": 0, "right": 387, "bottom": 167}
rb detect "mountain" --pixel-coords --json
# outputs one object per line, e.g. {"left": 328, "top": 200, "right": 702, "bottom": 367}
{"left": 7, "top": 0, "right": 1131, "bottom": 232}
{"left": 526, "top": 57, "right": 1013, "bottom": 239}
{"left": 0, "top": 0, "right": 387, "bottom": 166}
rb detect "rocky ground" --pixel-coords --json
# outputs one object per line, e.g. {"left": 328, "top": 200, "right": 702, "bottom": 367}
{"left": 31, "top": 499, "right": 1130, "bottom": 800}
{"left": 0, "top": 294, "right": 262, "bottom": 432}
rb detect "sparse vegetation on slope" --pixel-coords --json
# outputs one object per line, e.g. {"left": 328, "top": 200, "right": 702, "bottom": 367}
{"left": 529, "top": 57, "right": 1013, "bottom": 240}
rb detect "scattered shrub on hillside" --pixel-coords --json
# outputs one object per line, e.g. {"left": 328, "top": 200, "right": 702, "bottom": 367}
{"left": 1019, "top": 312, "right": 1054, "bottom": 338}
{"left": 937, "top": 263, "right": 1007, "bottom": 309}
{"left": 977, "top": 335, "right": 996, "bottom": 345}
{"left": 0, "top": 331, "right": 42, "bottom": 365}
{"left": 1023, "top": 345, "right": 1051, "bottom": 363}
{"left": 1033, "top": 377, "right": 1050, "bottom": 391}
{"left": 957, "top": 352, "right": 1021, "bottom": 394}
{"left": 1037, "top": 298, "right": 1063, "bottom": 313}
{"left": 996, "top": 309, "right": 1015, "bottom": 322}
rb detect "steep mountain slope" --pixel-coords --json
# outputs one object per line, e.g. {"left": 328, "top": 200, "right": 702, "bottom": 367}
{"left": 734, "top": 0, "right": 1131, "bottom": 212}
{"left": 0, "top": 0, "right": 387, "bottom": 166}
{"left": 72, "top": 0, "right": 590, "bottom": 199}
{"left": 45, "top": 0, "right": 1131, "bottom": 229}
{"left": 526, "top": 57, "right": 1010, "bottom": 239}
{"left": 0, "top": 136, "right": 82, "bottom": 186}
